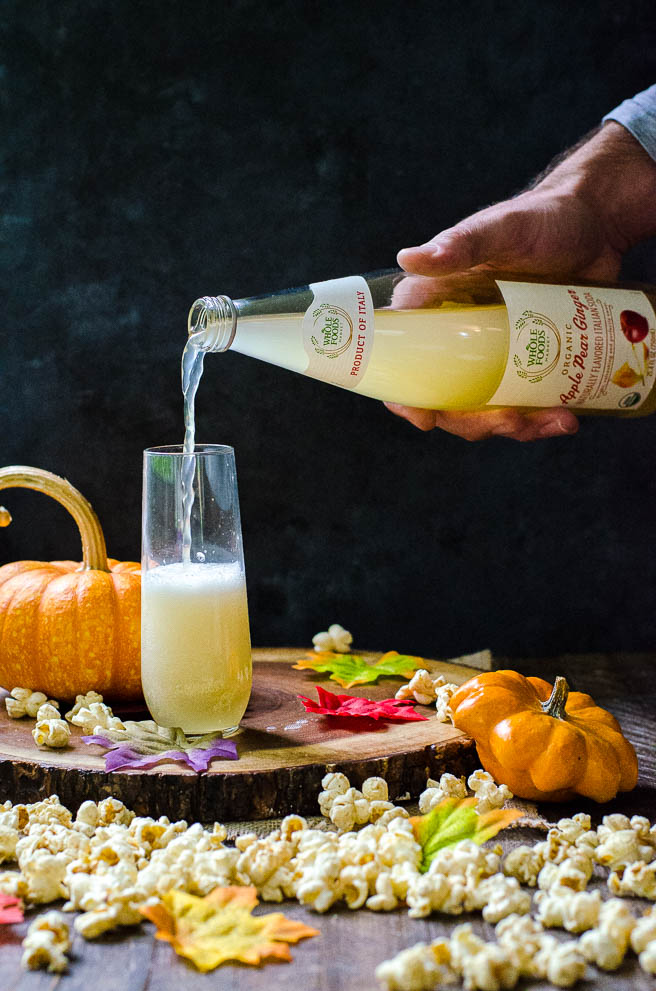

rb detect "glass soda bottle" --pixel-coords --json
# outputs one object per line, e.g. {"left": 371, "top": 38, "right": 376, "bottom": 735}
{"left": 188, "top": 269, "right": 656, "bottom": 413}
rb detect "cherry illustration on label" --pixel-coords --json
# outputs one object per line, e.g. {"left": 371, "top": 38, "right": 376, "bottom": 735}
{"left": 620, "top": 310, "right": 649, "bottom": 344}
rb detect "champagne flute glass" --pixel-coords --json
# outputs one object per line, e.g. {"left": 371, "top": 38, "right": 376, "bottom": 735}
{"left": 141, "top": 444, "right": 252, "bottom": 734}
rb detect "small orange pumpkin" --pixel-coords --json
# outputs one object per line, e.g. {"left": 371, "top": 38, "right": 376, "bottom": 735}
{"left": 449, "top": 669, "right": 638, "bottom": 803}
{"left": 0, "top": 466, "right": 141, "bottom": 702}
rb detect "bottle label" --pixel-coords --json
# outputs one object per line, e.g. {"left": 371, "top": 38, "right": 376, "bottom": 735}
{"left": 302, "top": 276, "right": 374, "bottom": 389}
{"left": 489, "top": 281, "right": 656, "bottom": 409}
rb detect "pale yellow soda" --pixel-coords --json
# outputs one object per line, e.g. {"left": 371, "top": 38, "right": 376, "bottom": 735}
{"left": 141, "top": 562, "right": 252, "bottom": 734}
{"left": 230, "top": 303, "right": 510, "bottom": 409}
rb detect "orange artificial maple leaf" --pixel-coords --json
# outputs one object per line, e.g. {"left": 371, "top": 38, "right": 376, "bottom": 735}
{"left": 140, "top": 886, "right": 318, "bottom": 972}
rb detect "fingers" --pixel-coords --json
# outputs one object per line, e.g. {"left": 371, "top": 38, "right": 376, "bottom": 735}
{"left": 384, "top": 403, "right": 580, "bottom": 442}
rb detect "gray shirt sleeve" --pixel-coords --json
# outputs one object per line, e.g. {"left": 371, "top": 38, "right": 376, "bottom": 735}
{"left": 602, "top": 84, "right": 656, "bottom": 161}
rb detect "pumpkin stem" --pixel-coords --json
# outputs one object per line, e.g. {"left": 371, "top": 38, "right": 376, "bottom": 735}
{"left": 541, "top": 675, "right": 569, "bottom": 720}
{"left": 0, "top": 466, "right": 110, "bottom": 572}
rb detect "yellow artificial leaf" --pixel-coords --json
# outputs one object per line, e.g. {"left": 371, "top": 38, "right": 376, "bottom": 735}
{"left": 140, "top": 886, "right": 318, "bottom": 972}
{"left": 611, "top": 362, "right": 642, "bottom": 388}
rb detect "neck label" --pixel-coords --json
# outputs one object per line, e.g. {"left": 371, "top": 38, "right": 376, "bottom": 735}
{"left": 303, "top": 276, "right": 374, "bottom": 389}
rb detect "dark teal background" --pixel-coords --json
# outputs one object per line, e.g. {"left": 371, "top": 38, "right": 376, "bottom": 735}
{"left": 2, "top": 0, "right": 656, "bottom": 659}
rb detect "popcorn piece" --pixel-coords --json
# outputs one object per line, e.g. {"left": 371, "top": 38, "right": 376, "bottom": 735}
{"left": 434, "top": 683, "right": 458, "bottom": 722}
{"left": 295, "top": 851, "right": 343, "bottom": 913}
{"left": 362, "top": 777, "right": 389, "bottom": 802}
{"left": 537, "top": 852, "right": 594, "bottom": 892}
{"left": 460, "top": 943, "right": 519, "bottom": 991}
{"left": 329, "top": 787, "right": 371, "bottom": 832}
{"left": 32, "top": 718, "right": 71, "bottom": 749}
{"left": 318, "top": 772, "right": 351, "bottom": 817}
{"left": 596, "top": 813, "right": 631, "bottom": 836}
{"left": 22, "top": 851, "right": 69, "bottom": 903}
{"left": 377, "top": 818, "right": 422, "bottom": 870}
{"left": 236, "top": 835, "right": 296, "bottom": 891}
{"left": 578, "top": 898, "right": 636, "bottom": 970}
{"left": 70, "top": 701, "right": 125, "bottom": 735}
{"left": 495, "top": 914, "right": 545, "bottom": 975}
{"left": 639, "top": 941, "right": 656, "bottom": 975}
{"left": 503, "top": 845, "right": 544, "bottom": 887}
{"left": 0, "top": 823, "right": 19, "bottom": 863}
{"left": 533, "top": 934, "right": 586, "bottom": 987}
{"left": 405, "top": 871, "right": 454, "bottom": 918}
{"left": 36, "top": 702, "right": 61, "bottom": 721}
{"left": 74, "top": 898, "right": 143, "bottom": 939}
{"left": 74, "top": 801, "right": 100, "bottom": 837}
{"left": 24, "top": 795, "right": 73, "bottom": 830}
{"left": 16, "top": 822, "right": 90, "bottom": 866}
{"left": 467, "top": 770, "right": 513, "bottom": 815}
{"left": 279, "top": 813, "right": 308, "bottom": 841}
{"left": 534, "top": 888, "right": 601, "bottom": 932}
{"left": 366, "top": 871, "right": 399, "bottom": 912}
{"left": 477, "top": 875, "right": 532, "bottom": 923}
{"left": 0, "top": 869, "right": 28, "bottom": 898}
{"left": 418, "top": 773, "right": 468, "bottom": 814}
{"left": 595, "top": 828, "right": 654, "bottom": 871}
{"left": 534, "top": 829, "right": 578, "bottom": 866}
{"left": 631, "top": 909, "right": 656, "bottom": 954}
{"left": 97, "top": 797, "right": 135, "bottom": 827}
{"left": 65, "top": 690, "right": 104, "bottom": 722}
{"left": 429, "top": 840, "right": 501, "bottom": 882}
{"left": 396, "top": 670, "right": 440, "bottom": 706}
{"left": 609, "top": 859, "right": 656, "bottom": 899}
{"left": 368, "top": 801, "right": 397, "bottom": 822}
{"left": 376, "top": 806, "right": 409, "bottom": 828}
{"left": 6, "top": 688, "right": 53, "bottom": 719}
{"left": 554, "top": 813, "right": 593, "bottom": 844}
{"left": 312, "top": 623, "right": 353, "bottom": 653}
{"left": 21, "top": 910, "right": 71, "bottom": 973}
{"left": 395, "top": 670, "right": 459, "bottom": 721}
{"left": 375, "top": 939, "right": 458, "bottom": 991}
{"left": 449, "top": 923, "right": 486, "bottom": 972}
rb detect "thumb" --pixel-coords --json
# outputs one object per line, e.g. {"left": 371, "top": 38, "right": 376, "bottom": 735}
{"left": 397, "top": 229, "right": 477, "bottom": 276}
{"left": 397, "top": 210, "right": 508, "bottom": 276}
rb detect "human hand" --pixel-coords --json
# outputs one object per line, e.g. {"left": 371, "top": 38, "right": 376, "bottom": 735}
{"left": 390, "top": 122, "right": 656, "bottom": 441}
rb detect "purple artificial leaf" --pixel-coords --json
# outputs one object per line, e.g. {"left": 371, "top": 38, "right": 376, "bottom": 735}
{"left": 82, "top": 734, "right": 238, "bottom": 773}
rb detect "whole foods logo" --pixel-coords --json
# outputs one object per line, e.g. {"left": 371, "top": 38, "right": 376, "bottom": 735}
{"left": 512, "top": 309, "right": 561, "bottom": 382}
{"left": 310, "top": 303, "right": 353, "bottom": 358}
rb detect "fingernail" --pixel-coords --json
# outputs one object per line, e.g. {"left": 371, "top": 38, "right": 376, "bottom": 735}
{"left": 538, "top": 417, "right": 578, "bottom": 438}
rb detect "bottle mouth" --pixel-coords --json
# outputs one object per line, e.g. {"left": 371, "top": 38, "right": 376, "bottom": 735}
{"left": 187, "top": 295, "right": 237, "bottom": 352}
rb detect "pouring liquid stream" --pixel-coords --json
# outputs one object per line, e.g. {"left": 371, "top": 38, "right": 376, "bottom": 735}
{"left": 181, "top": 330, "right": 206, "bottom": 564}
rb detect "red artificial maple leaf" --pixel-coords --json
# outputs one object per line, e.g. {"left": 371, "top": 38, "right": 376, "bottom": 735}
{"left": 0, "top": 894, "right": 24, "bottom": 924}
{"left": 298, "top": 686, "right": 428, "bottom": 722}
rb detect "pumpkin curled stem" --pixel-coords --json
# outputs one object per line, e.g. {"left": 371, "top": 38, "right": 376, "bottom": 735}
{"left": 0, "top": 465, "right": 109, "bottom": 572}
{"left": 540, "top": 675, "right": 569, "bottom": 720}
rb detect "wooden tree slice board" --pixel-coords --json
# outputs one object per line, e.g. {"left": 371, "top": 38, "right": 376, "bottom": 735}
{"left": 0, "top": 649, "right": 479, "bottom": 821}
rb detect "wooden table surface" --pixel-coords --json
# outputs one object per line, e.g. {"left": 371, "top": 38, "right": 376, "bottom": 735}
{"left": 1, "top": 651, "right": 655, "bottom": 990}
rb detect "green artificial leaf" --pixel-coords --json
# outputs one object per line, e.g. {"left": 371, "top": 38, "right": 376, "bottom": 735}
{"left": 293, "top": 650, "right": 424, "bottom": 689}
{"left": 410, "top": 797, "right": 521, "bottom": 873}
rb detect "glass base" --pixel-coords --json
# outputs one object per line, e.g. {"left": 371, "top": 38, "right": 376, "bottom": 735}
{"left": 185, "top": 723, "right": 240, "bottom": 738}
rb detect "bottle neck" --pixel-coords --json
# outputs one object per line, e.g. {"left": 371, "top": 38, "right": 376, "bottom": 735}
{"left": 187, "top": 295, "right": 237, "bottom": 352}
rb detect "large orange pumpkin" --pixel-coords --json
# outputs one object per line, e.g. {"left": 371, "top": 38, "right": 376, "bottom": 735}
{"left": 0, "top": 466, "right": 141, "bottom": 701}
